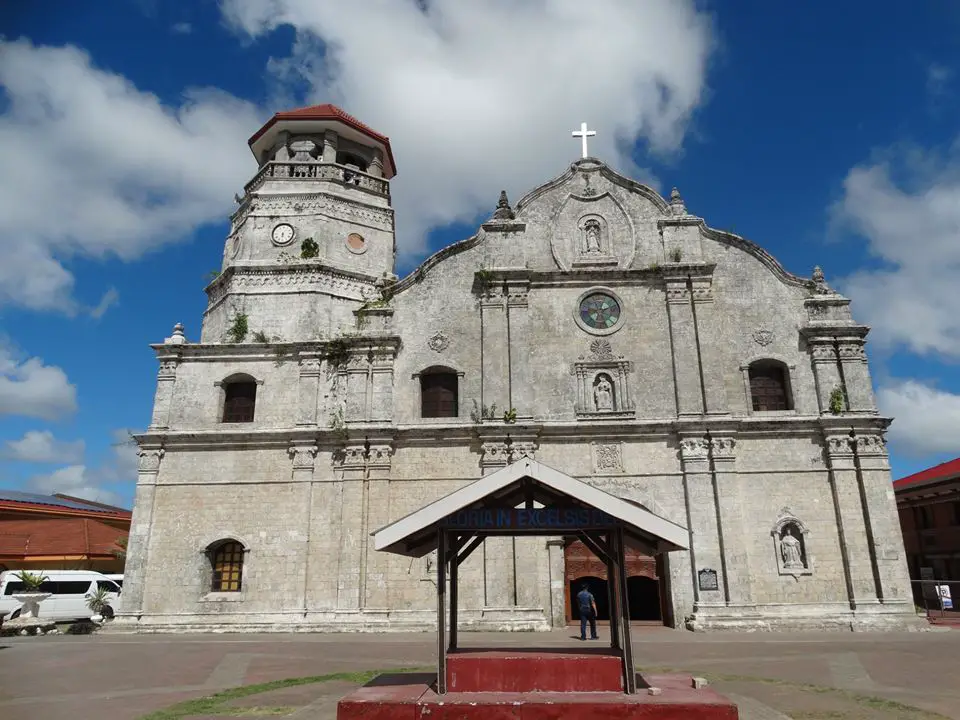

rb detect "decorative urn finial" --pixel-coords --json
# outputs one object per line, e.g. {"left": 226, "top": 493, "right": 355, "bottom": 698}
{"left": 811, "top": 266, "right": 830, "bottom": 295}
{"left": 669, "top": 187, "right": 686, "bottom": 216}
{"left": 165, "top": 322, "right": 187, "bottom": 345}
{"left": 491, "top": 190, "right": 515, "bottom": 221}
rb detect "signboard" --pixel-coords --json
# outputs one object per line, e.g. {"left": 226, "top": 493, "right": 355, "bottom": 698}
{"left": 937, "top": 585, "right": 953, "bottom": 610}
{"left": 698, "top": 568, "right": 719, "bottom": 592}
{"left": 441, "top": 507, "right": 617, "bottom": 531}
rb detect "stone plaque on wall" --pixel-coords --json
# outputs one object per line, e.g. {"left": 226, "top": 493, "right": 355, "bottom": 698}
{"left": 698, "top": 568, "right": 719, "bottom": 592}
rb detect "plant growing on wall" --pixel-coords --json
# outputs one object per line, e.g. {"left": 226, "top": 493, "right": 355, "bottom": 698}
{"left": 503, "top": 408, "right": 517, "bottom": 424}
{"left": 829, "top": 386, "right": 847, "bottom": 414}
{"left": 474, "top": 266, "right": 495, "bottom": 295}
{"left": 325, "top": 337, "right": 351, "bottom": 369}
{"left": 252, "top": 330, "right": 270, "bottom": 344}
{"left": 226, "top": 313, "right": 249, "bottom": 343}
{"left": 669, "top": 247, "right": 683, "bottom": 263}
{"left": 470, "top": 399, "right": 498, "bottom": 424}
{"left": 111, "top": 536, "right": 128, "bottom": 561}
{"left": 300, "top": 237, "right": 319, "bottom": 259}
{"left": 205, "top": 269, "right": 221, "bottom": 282}
{"left": 646, "top": 262, "right": 660, "bottom": 272}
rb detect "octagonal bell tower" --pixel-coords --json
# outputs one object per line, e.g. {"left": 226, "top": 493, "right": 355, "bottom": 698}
{"left": 202, "top": 105, "right": 398, "bottom": 343}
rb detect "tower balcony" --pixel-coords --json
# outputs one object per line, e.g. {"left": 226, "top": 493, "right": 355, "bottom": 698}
{"left": 243, "top": 160, "right": 390, "bottom": 200}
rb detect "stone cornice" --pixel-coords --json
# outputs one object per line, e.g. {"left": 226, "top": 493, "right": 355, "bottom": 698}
{"left": 228, "top": 189, "right": 394, "bottom": 232}
{"left": 133, "top": 413, "right": 893, "bottom": 452}
{"left": 149, "top": 336, "right": 402, "bottom": 361}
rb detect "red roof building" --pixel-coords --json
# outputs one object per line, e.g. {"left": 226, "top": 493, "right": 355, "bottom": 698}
{"left": 0, "top": 491, "right": 130, "bottom": 574}
{"left": 893, "top": 458, "right": 960, "bottom": 613}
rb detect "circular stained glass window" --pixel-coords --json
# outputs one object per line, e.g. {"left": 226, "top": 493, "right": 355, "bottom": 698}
{"left": 579, "top": 293, "right": 621, "bottom": 330}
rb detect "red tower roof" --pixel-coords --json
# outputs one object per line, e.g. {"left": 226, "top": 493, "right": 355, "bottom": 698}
{"left": 248, "top": 103, "right": 396, "bottom": 177}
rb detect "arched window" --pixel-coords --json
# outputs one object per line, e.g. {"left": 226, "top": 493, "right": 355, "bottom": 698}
{"left": 748, "top": 360, "right": 792, "bottom": 411}
{"left": 420, "top": 368, "right": 458, "bottom": 418}
{"left": 210, "top": 540, "right": 245, "bottom": 592}
{"left": 222, "top": 376, "right": 257, "bottom": 423}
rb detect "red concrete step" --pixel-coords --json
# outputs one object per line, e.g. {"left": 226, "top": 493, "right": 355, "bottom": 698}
{"left": 337, "top": 672, "right": 739, "bottom": 720}
{"left": 446, "top": 649, "right": 624, "bottom": 693}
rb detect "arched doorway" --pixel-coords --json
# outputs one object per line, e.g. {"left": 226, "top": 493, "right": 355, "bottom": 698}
{"left": 564, "top": 538, "right": 669, "bottom": 626}
{"left": 569, "top": 576, "right": 610, "bottom": 621}
{"left": 627, "top": 575, "right": 662, "bottom": 622}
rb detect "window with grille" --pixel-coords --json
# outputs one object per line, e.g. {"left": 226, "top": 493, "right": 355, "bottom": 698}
{"left": 749, "top": 362, "right": 792, "bottom": 411}
{"left": 222, "top": 380, "right": 257, "bottom": 423}
{"left": 420, "top": 371, "right": 458, "bottom": 418}
{"left": 211, "top": 541, "right": 244, "bottom": 592}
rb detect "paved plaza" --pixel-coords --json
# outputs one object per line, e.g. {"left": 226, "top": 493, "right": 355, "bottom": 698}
{"left": 0, "top": 627, "right": 958, "bottom": 719}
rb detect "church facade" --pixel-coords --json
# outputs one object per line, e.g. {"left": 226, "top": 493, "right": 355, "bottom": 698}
{"left": 118, "top": 105, "right": 921, "bottom": 633}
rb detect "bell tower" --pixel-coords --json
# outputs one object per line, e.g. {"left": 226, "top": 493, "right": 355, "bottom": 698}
{"left": 202, "top": 104, "right": 398, "bottom": 343}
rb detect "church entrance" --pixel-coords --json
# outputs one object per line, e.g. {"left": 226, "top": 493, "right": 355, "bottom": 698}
{"left": 564, "top": 538, "right": 668, "bottom": 626}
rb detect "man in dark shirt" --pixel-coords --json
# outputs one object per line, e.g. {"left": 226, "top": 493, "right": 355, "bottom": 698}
{"left": 576, "top": 583, "right": 599, "bottom": 640}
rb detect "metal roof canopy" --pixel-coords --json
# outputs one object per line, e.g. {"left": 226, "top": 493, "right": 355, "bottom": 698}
{"left": 371, "top": 458, "right": 690, "bottom": 695}
{"left": 373, "top": 458, "right": 688, "bottom": 559}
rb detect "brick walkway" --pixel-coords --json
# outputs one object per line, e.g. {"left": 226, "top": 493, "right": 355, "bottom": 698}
{"left": 0, "top": 627, "right": 957, "bottom": 719}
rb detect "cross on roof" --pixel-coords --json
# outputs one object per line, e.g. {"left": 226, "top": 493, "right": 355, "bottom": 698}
{"left": 571, "top": 122, "right": 596, "bottom": 159}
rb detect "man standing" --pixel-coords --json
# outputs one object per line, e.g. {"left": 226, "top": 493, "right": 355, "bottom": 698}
{"left": 576, "top": 583, "right": 599, "bottom": 640}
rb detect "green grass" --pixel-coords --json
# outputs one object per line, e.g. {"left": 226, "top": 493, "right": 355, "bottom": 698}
{"left": 139, "top": 667, "right": 429, "bottom": 720}
{"left": 142, "top": 664, "right": 947, "bottom": 720}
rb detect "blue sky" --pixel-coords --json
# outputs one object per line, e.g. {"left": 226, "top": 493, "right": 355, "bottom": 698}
{"left": 1, "top": 1, "right": 958, "bottom": 507}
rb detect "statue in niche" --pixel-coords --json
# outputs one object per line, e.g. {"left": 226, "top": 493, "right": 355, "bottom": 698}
{"left": 779, "top": 526, "right": 805, "bottom": 569}
{"left": 584, "top": 219, "right": 602, "bottom": 254}
{"left": 594, "top": 374, "right": 614, "bottom": 411}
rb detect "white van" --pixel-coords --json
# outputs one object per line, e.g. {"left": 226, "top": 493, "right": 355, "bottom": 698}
{"left": 0, "top": 570, "right": 122, "bottom": 622}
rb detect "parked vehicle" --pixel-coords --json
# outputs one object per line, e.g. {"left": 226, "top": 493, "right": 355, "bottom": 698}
{"left": 104, "top": 573, "right": 124, "bottom": 588}
{"left": 0, "top": 570, "right": 121, "bottom": 621}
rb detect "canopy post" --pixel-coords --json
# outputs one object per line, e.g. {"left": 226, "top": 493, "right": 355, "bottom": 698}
{"left": 437, "top": 529, "right": 447, "bottom": 694}
{"left": 605, "top": 549, "right": 621, "bottom": 651}
{"left": 614, "top": 528, "right": 637, "bottom": 693}
{"left": 449, "top": 533, "right": 460, "bottom": 652}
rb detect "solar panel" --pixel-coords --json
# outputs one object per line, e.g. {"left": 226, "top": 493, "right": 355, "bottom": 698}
{"left": 0, "top": 489, "right": 117, "bottom": 512}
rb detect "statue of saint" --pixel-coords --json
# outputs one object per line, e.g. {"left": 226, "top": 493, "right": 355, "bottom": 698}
{"left": 780, "top": 527, "right": 804, "bottom": 569}
{"left": 585, "top": 221, "right": 601, "bottom": 253}
{"left": 594, "top": 376, "right": 614, "bottom": 411}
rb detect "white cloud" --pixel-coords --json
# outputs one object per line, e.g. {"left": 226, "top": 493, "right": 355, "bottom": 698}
{"left": 833, "top": 142, "right": 960, "bottom": 359}
{"left": 0, "top": 39, "right": 263, "bottom": 312}
{"left": 28, "top": 429, "right": 139, "bottom": 507}
{"left": 220, "top": 0, "right": 714, "bottom": 258}
{"left": 90, "top": 287, "right": 119, "bottom": 319}
{"left": 1, "top": 430, "right": 85, "bottom": 463}
{"left": 0, "top": 341, "right": 77, "bottom": 420}
{"left": 878, "top": 380, "right": 960, "bottom": 458}
{"left": 172, "top": 22, "right": 193, "bottom": 35}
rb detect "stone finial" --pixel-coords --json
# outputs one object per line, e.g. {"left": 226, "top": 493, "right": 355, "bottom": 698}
{"left": 669, "top": 187, "right": 686, "bottom": 216}
{"left": 491, "top": 190, "right": 516, "bottom": 221}
{"left": 164, "top": 322, "right": 187, "bottom": 345}
{"left": 811, "top": 265, "right": 831, "bottom": 295}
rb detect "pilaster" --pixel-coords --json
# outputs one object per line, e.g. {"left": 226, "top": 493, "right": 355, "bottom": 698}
{"left": 335, "top": 443, "right": 367, "bottom": 610}
{"left": 479, "top": 439, "right": 515, "bottom": 608}
{"left": 852, "top": 433, "right": 912, "bottom": 603}
{"left": 149, "top": 355, "right": 179, "bottom": 430}
{"left": 663, "top": 271, "right": 703, "bottom": 416}
{"left": 289, "top": 443, "right": 318, "bottom": 614}
{"left": 370, "top": 347, "right": 396, "bottom": 422}
{"left": 321, "top": 129, "right": 338, "bottom": 163}
{"left": 546, "top": 539, "right": 567, "bottom": 628}
{"left": 709, "top": 435, "right": 754, "bottom": 606}
{"left": 807, "top": 340, "right": 843, "bottom": 413}
{"left": 296, "top": 355, "right": 322, "bottom": 426}
{"left": 679, "top": 435, "right": 724, "bottom": 607}
{"left": 824, "top": 432, "right": 876, "bottom": 607}
{"left": 480, "top": 283, "right": 509, "bottom": 413}
{"left": 689, "top": 267, "right": 728, "bottom": 414}
{"left": 506, "top": 278, "right": 530, "bottom": 414}
{"left": 838, "top": 337, "right": 877, "bottom": 413}
{"left": 363, "top": 443, "right": 394, "bottom": 610}
{"left": 118, "top": 447, "right": 164, "bottom": 619}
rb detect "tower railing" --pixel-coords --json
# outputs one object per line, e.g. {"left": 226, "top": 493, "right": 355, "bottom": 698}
{"left": 243, "top": 161, "right": 390, "bottom": 199}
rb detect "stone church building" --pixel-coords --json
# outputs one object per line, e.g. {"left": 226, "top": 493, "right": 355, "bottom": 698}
{"left": 118, "top": 104, "right": 920, "bottom": 633}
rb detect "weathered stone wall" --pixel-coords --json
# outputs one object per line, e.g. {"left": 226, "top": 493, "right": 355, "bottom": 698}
{"left": 116, "top": 156, "right": 921, "bottom": 634}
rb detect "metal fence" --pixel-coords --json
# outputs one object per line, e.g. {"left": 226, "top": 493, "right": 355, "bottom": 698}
{"left": 910, "top": 578, "right": 958, "bottom": 620}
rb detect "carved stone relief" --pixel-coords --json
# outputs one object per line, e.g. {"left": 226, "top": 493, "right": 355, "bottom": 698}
{"left": 752, "top": 329, "right": 774, "bottom": 346}
{"left": 480, "top": 441, "right": 510, "bottom": 469}
{"left": 137, "top": 448, "right": 165, "bottom": 473}
{"left": 288, "top": 445, "right": 319, "bottom": 470}
{"left": 572, "top": 341, "right": 634, "bottom": 419}
{"left": 591, "top": 442, "right": 624, "bottom": 474}
{"left": 550, "top": 192, "right": 636, "bottom": 271}
{"left": 427, "top": 332, "right": 449, "bottom": 353}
